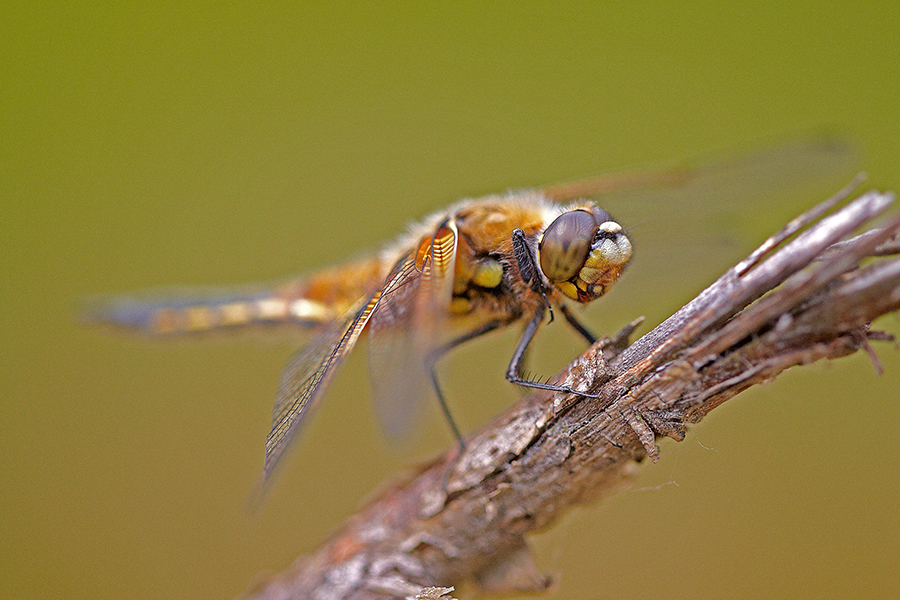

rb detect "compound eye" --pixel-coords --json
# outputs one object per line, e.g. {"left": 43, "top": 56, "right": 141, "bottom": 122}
{"left": 539, "top": 210, "right": 597, "bottom": 282}
{"left": 591, "top": 207, "right": 612, "bottom": 226}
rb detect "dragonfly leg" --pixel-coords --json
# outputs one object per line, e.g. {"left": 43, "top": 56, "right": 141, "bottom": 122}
{"left": 506, "top": 305, "right": 601, "bottom": 398}
{"left": 429, "top": 367, "right": 465, "bottom": 451}
{"left": 426, "top": 320, "right": 506, "bottom": 449}
{"left": 559, "top": 303, "right": 597, "bottom": 345}
{"left": 512, "top": 228, "right": 555, "bottom": 323}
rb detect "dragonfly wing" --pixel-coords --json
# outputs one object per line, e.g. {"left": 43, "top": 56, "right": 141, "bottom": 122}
{"left": 368, "top": 219, "right": 459, "bottom": 441}
{"left": 541, "top": 137, "right": 853, "bottom": 210}
{"left": 263, "top": 247, "right": 439, "bottom": 481}
{"left": 263, "top": 295, "right": 375, "bottom": 482}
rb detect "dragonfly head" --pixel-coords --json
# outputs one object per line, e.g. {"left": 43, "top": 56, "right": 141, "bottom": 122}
{"left": 538, "top": 205, "right": 632, "bottom": 303}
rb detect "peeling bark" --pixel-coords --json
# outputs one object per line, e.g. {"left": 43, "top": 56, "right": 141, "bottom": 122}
{"left": 241, "top": 183, "right": 900, "bottom": 600}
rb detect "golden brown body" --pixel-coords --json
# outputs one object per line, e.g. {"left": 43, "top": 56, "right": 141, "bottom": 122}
{"left": 92, "top": 189, "right": 632, "bottom": 483}
{"left": 104, "top": 192, "right": 571, "bottom": 336}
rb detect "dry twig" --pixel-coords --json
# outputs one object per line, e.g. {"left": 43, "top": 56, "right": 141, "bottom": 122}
{"left": 242, "top": 183, "right": 900, "bottom": 600}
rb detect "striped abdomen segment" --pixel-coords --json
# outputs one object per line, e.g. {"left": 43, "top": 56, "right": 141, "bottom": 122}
{"left": 87, "top": 256, "right": 386, "bottom": 335}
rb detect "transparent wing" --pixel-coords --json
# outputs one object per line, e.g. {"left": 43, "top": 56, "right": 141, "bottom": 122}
{"left": 263, "top": 254, "right": 423, "bottom": 482}
{"left": 542, "top": 137, "right": 857, "bottom": 302}
{"left": 540, "top": 136, "right": 854, "bottom": 204}
{"left": 368, "top": 219, "right": 459, "bottom": 441}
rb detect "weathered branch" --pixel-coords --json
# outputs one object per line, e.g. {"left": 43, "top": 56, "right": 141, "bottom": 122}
{"left": 242, "top": 183, "right": 900, "bottom": 600}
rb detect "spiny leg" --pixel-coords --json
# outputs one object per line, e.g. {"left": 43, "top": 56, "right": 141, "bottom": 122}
{"left": 509, "top": 227, "right": 600, "bottom": 395}
{"left": 512, "top": 228, "right": 555, "bottom": 322}
{"left": 506, "top": 304, "right": 601, "bottom": 398}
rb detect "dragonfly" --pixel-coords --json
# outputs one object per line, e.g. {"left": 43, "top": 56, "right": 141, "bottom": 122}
{"left": 91, "top": 191, "right": 633, "bottom": 482}
{"left": 89, "top": 138, "right": 851, "bottom": 487}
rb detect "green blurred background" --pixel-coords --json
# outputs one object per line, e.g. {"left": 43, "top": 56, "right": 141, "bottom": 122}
{"left": 2, "top": 2, "right": 899, "bottom": 599}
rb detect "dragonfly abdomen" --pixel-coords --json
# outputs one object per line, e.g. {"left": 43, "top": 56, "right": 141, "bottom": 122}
{"left": 85, "top": 291, "right": 342, "bottom": 335}
{"left": 87, "top": 256, "right": 388, "bottom": 336}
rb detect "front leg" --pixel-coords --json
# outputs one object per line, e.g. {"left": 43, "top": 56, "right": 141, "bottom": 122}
{"left": 506, "top": 303, "right": 600, "bottom": 398}
{"left": 512, "top": 228, "right": 555, "bottom": 323}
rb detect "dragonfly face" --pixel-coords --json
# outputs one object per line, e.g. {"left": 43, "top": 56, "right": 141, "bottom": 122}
{"left": 538, "top": 206, "right": 632, "bottom": 303}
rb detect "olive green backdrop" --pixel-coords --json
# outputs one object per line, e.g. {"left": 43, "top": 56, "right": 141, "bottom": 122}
{"left": 2, "top": 2, "right": 898, "bottom": 599}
